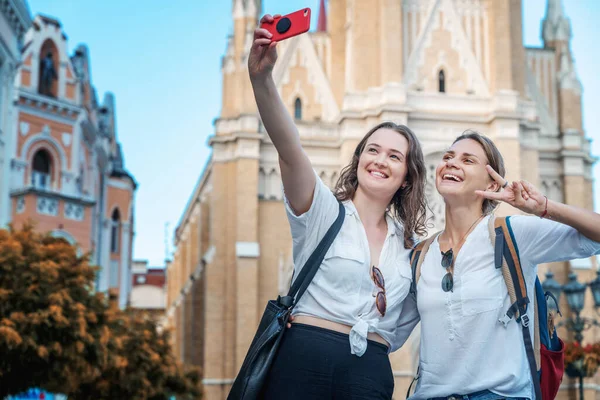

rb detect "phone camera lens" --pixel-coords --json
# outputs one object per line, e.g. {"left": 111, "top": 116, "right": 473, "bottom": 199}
{"left": 276, "top": 17, "right": 292, "bottom": 34}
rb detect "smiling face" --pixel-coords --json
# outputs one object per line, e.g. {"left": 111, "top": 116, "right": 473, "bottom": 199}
{"left": 356, "top": 127, "right": 410, "bottom": 201}
{"left": 436, "top": 138, "right": 498, "bottom": 205}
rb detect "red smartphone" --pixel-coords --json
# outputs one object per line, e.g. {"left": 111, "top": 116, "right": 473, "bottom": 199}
{"left": 261, "top": 8, "right": 311, "bottom": 42}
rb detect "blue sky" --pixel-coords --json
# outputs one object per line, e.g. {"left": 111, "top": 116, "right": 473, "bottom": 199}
{"left": 27, "top": 1, "right": 600, "bottom": 266}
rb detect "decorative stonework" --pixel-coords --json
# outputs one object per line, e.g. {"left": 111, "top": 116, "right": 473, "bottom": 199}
{"left": 273, "top": 34, "right": 340, "bottom": 122}
{"left": 258, "top": 167, "right": 283, "bottom": 200}
{"left": 36, "top": 196, "right": 58, "bottom": 216}
{"left": 64, "top": 202, "right": 84, "bottom": 220}
{"left": 541, "top": 179, "right": 563, "bottom": 203}
{"left": 405, "top": 0, "right": 489, "bottom": 96}
{"left": 16, "top": 196, "right": 25, "bottom": 213}
{"left": 558, "top": 52, "right": 582, "bottom": 95}
{"left": 0, "top": 0, "right": 31, "bottom": 38}
{"left": 424, "top": 153, "right": 445, "bottom": 235}
{"left": 61, "top": 132, "right": 71, "bottom": 147}
{"left": 19, "top": 122, "right": 29, "bottom": 136}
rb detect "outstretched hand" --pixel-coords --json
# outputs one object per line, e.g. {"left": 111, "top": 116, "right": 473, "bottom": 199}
{"left": 475, "top": 165, "right": 546, "bottom": 216}
{"left": 248, "top": 14, "right": 280, "bottom": 82}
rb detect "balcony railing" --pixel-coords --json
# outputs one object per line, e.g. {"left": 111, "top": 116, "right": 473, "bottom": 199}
{"left": 31, "top": 171, "right": 51, "bottom": 190}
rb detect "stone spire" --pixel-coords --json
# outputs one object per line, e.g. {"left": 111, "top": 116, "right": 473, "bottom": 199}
{"left": 232, "top": 0, "right": 244, "bottom": 19}
{"left": 232, "top": 0, "right": 260, "bottom": 20}
{"left": 542, "top": 0, "right": 571, "bottom": 45}
{"left": 317, "top": 0, "right": 327, "bottom": 32}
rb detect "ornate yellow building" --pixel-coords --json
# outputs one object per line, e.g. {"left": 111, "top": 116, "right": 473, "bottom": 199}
{"left": 167, "top": 0, "right": 597, "bottom": 398}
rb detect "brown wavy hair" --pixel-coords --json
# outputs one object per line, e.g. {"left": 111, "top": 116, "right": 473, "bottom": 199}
{"left": 452, "top": 130, "right": 506, "bottom": 215}
{"left": 334, "top": 122, "right": 427, "bottom": 248}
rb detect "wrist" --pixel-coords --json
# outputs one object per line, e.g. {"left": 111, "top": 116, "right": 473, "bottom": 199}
{"left": 539, "top": 196, "right": 549, "bottom": 218}
{"left": 250, "top": 72, "right": 274, "bottom": 86}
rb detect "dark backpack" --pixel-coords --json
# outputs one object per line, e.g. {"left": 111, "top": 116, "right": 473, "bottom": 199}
{"left": 409, "top": 215, "right": 565, "bottom": 400}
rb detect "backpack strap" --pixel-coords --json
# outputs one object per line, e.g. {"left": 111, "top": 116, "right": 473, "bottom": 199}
{"left": 410, "top": 232, "right": 441, "bottom": 294}
{"left": 489, "top": 215, "right": 542, "bottom": 400}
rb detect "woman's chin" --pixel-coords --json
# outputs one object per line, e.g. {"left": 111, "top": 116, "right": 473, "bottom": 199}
{"left": 357, "top": 182, "right": 396, "bottom": 201}
{"left": 437, "top": 185, "right": 467, "bottom": 200}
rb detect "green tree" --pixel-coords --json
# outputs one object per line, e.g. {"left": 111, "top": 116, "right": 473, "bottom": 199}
{"left": 0, "top": 225, "right": 201, "bottom": 399}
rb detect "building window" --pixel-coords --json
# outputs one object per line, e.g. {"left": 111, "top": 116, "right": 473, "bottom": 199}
{"left": 294, "top": 98, "right": 302, "bottom": 120}
{"left": 110, "top": 208, "right": 120, "bottom": 253}
{"left": 31, "top": 149, "right": 52, "bottom": 190}
{"left": 438, "top": 69, "right": 446, "bottom": 93}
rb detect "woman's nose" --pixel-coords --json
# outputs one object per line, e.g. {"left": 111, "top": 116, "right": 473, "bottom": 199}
{"left": 374, "top": 156, "right": 387, "bottom": 167}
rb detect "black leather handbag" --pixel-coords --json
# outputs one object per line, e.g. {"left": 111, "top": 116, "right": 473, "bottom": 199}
{"left": 227, "top": 201, "right": 345, "bottom": 400}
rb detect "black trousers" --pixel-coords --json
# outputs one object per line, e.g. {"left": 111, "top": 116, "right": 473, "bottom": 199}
{"left": 261, "top": 323, "right": 394, "bottom": 400}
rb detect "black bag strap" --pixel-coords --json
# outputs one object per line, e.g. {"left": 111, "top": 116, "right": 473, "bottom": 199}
{"left": 282, "top": 201, "right": 345, "bottom": 308}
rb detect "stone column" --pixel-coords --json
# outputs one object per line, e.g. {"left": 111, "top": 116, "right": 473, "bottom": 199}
{"left": 350, "top": 0, "right": 381, "bottom": 92}
{"left": 98, "top": 217, "right": 112, "bottom": 292}
{"left": 380, "top": 0, "right": 403, "bottom": 85}
{"left": 118, "top": 221, "right": 131, "bottom": 308}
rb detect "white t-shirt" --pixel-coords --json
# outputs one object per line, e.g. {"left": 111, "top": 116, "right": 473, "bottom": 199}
{"left": 402, "top": 214, "right": 600, "bottom": 399}
{"left": 284, "top": 172, "right": 415, "bottom": 356}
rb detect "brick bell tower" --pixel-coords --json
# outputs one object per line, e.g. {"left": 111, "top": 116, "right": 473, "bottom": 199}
{"left": 542, "top": 0, "right": 590, "bottom": 211}
{"left": 205, "top": 0, "right": 262, "bottom": 398}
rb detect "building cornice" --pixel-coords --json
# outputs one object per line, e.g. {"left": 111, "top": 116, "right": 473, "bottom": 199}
{"left": 18, "top": 89, "right": 81, "bottom": 120}
{"left": 174, "top": 156, "right": 213, "bottom": 244}
{"left": 10, "top": 187, "right": 96, "bottom": 206}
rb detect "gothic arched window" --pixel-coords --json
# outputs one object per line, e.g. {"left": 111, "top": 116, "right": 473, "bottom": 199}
{"left": 438, "top": 69, "right": 446, "bottom": 93}
{"left": 294, "top": 98, "right": 302, "bottom": 120}
{"left": 110, "top": 208, "right": 120, "bottom": 253}
{"left": 31, "top": 149, "right": 52, "bottom": 189}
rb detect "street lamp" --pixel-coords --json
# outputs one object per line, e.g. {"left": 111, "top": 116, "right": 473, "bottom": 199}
{"left": 543, "top": 269, "right": 600, "bottom": 400}
{"left": 541, "top": 270, "right": 562, "bottom": 310}
{"left": 589, "top": 270, "right": 600, "bottom": 308}
{"left": 563, "top": 272, "right": 587, "bottom": 318}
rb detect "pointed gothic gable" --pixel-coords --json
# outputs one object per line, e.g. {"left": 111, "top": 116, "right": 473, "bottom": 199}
{"left": 404, "top": 0, "right": 489, "bottom": 97}
{"left": 273, "top": 34, "right": 339, "bottom": 123}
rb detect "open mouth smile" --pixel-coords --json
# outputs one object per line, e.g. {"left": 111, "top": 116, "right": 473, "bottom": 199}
{"left": 441, "top": 173, "right": 463, "bottom": 183}
{"left": 368, "top": 169, "right": 389, "bottom": 179}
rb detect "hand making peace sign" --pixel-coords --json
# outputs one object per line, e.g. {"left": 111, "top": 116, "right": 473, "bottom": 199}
{"left": 475, "top": 165, "right": 547, "bottom": 216}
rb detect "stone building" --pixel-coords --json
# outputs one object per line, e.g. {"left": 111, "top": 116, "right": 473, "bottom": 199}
{"left": 3, "top": 14, "right": 137, "bottom": 306}
{"left": 0, "top": 0, "right": 32, "bottom": 229}
{"left": 166, "top": 0, "right": 596, "bottom": 398}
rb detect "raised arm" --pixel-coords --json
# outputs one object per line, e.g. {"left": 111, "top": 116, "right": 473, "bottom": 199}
{"left": 248, "top": 15, "right": 315, "bottom": 215}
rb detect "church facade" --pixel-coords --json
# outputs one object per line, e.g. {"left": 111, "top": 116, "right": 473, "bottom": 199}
{"left": 2, "top": 14, "right": 137, "bottom": 307}
{"left": 166, "top": 0, "right": 596, "bottom": 398}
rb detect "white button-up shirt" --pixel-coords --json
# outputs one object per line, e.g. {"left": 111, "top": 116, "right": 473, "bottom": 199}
{"left": 398, "top": 215, "right": 600, "bottom": 399}
{"left": 285, "top": 173, "right": 414, "bottom": 356}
